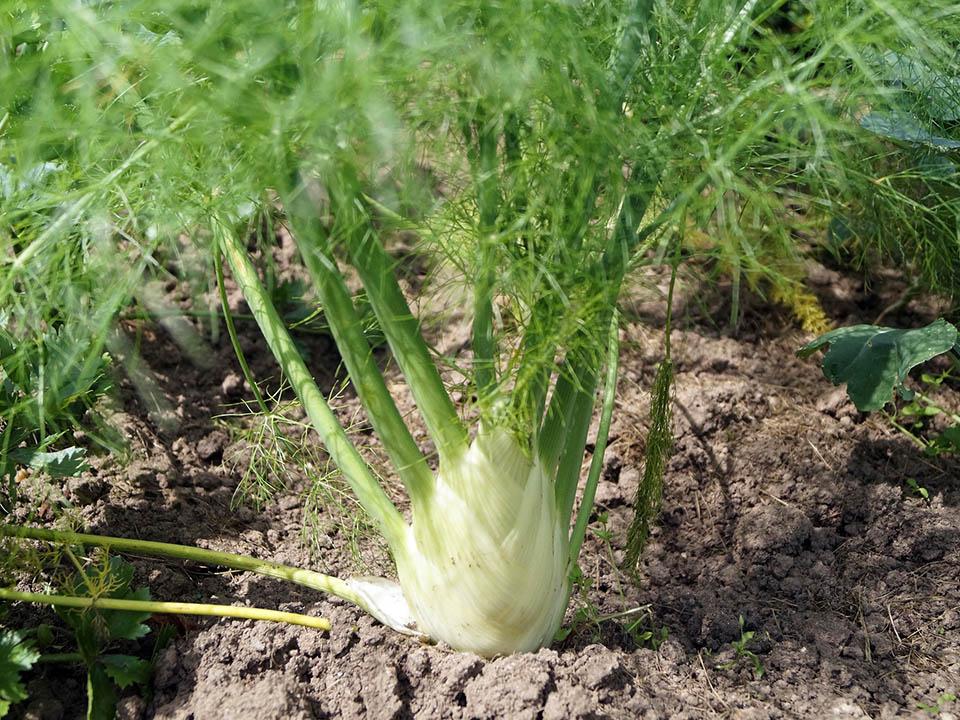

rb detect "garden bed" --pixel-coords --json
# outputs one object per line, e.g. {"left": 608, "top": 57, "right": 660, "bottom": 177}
{"left": 11, "top": 265, "right": 959, "bottom": 720}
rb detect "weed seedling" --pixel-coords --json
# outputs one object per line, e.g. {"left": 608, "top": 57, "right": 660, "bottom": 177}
{"left": 904, "top": 478, "right": 931, "bottom": 503}
{"left": 719, "top": 615, "right": 766, "bottom": 680}
{"left": 625, "top": 611, "right": 670, "bottom": 650}
{"left": 0, "top": 554, "right": 154, "bottom": 719}
{"left": 917, "top": 692, "right": 957, "bottom": 717}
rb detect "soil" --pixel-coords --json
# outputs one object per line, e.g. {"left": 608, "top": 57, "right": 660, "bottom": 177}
{"left": 8, "top": 259, "right": 960, "bottom": 720}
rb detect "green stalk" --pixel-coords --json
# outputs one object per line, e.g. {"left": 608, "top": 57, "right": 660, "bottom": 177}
{"left": 542, "top": 151, "right": 663, "bottom": 502}
{"left": 214, "top": 218, "right": 406, "bottom": 547}
{"left": 608, "top": 0, "right": 656, "bottom": 106}
{"left": 517, "top": 322, "right": 555, "bottom": 434}
{"left": 567, "top": 310, "right": 620, "bottom": 567}
{"left": 214, "top": 249, "right": 270, "bottom": 415}
{"left": 544, "top": 278, "right": 626, "bottom": 525}
{"left": 283, "top": 183, "right": 433, "bottom": 506}
{"left": 470, "top": 116, "right": 501, "bottom": 401}
{"left": 0, "top": 588, "right": 330, "bottom": 630}
{"left": 36, "top": 653, "right": 84, "bottom": 664}
{"left": 552, "top": 360, "right": 603, "bottom": 528}
{"left": 538, "top": 354, "right": 599, "bottom": 475}
{"left": 531, "top": 0, "right": 662, "bottom": 474}
{"left": 336, "top": 200, "right": 468, "bottom": 464}
{"left": 1, "top": 524, "right": 373, "bottom": 617}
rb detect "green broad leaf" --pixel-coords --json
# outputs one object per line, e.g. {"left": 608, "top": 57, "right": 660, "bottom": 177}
{"left": 860, "top": 111, "right": 960, "bottom": 152}
{"left": 0, "top": 629, "right": 39, "bottom": 718}
{"left": 0, "top": 326, "right": 16, "bottom": 364}
{"left": 900, "top": 402, "right": 941, "bottom": 417}
{"left": 798, "top": 319, "right": 959, "bottom": 412}
{"left": 100, "top": 654, "right": 151, "bottom": 689}
{"left": 86, "top": 664, "right": 117, "bottom": 720}
{"left": 867, "top": 50, "right": 960, "bottom": 123}
{"left": 104, "top": 586, "right": 152, "bottom": 643}
{"left": 931, "top": 426, "right": 960, "bottom": 454}
{"left": 9, "top": 446, "right": 89, "bottom": 477}
{"left": 918, "top": 153, "right": 958, "bottom": 180}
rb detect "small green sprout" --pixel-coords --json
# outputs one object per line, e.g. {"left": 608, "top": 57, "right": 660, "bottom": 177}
{"left": 905, "top": 478, "right": 930, "bottom": 502}
{"left": 719, "top": 615, "right": 766, "bottom": 680}
{"left": 917, "top": 692, "right": 957, "bottom": 716}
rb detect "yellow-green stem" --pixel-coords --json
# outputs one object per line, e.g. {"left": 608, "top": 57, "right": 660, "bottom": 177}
{"left": 0, "top": 524, "right": 370, "bottom": 615}
{"left": 214, "top": 249, "right": 270, "bottom": 414}
{"left": 0, "top": 588, "right": 330, "bottom": 630}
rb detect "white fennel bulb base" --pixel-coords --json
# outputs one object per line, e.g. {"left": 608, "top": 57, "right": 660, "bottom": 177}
{"left": 395, "top": 427, "right": 570, "bottom": 656}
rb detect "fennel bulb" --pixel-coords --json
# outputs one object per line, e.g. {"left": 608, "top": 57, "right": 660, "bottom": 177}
{"left": 395, "top": 428, "right": 569, "bottom": 656}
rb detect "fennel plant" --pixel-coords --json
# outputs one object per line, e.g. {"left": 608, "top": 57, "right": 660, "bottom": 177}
{"left": 2, "top": 0, "right": 959, "bottom": 657}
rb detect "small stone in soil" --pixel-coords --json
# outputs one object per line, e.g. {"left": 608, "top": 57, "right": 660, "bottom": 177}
{"left": 115, "top": 695, "right": 146, "bottom": 720}
{"left": 221, "top": 372, "right": 243, "bottom": 397}
{"left": 197, "top": 430, "right": 228, "bottom": 462}
{"left": 63, "top": 476, "right": 108, "bottom": 505}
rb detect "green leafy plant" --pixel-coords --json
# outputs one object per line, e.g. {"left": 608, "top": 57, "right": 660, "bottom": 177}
{"left": 859, "top": 50, "right": 960, "bottom": 153}
{"left": 48, "top": 555, "right": 154, "bottom": 720}
{"left": 732, "top": 616, "right": 766, "bottom": 680}
{"left": 826, "top": 46, "right": 960, "bottom": 302}
{"left": 719, "top": 615, "right": 765, "bottom": 680}
{"left": 798, "top": 319, "right": 959, "bottom": 412}
{"left": 0, "top": 322, "right": 108, "bottom": 486}
{"left": 0, "top": 550, "right": 334, "bottom": 719}
{"left": 904, "top": 477, "right": 930, "bottom": 502}
{"left": 801, "top": 318, "right": 960, "bottom": 465}
{"left": 0, "top": 629, "right": 38, "bottom": 718}
{"left": 888, "top": 370, "right": 960, "bottom": 457}
{"left": 918, "top": 692, "right": 957, "bottom": 717}
{"left": 1, "top": 555, "right": 160, "bottom": 719}
{"left": 625, "top": 610, "right": 669, "bottom": 651}
{"left": 3, "top": 0, "right": 960, "bottom": 659}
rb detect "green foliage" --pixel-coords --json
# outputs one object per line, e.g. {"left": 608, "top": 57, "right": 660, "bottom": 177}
{"left": 802, "top": 321, "right": 960, "bottom": 475}
{"left": 0, "top": 629, "right": 39, "bottom": 718}
{"left": 0, "top": 321, "right": 112, "bottom": 483}
{"left": 101, "top": 653, "right": 152, "bottom": 690}
{"left": 886, "top": 370, "right": 960, "bottom": 458}
{"left": 904, "top": 477, "right": 930, "bottom": 503}
{"left": 727, "top": 615, "right": 765, "bottom": 680}
{"left": 861, "top": 111, "right": 960, "bottom": 152}
{"left": 55, "top": 555, "right": 153, "bottom": 720}
{"left": 623, "top": 358, "right": 673, "bottom": 572}
{"left": 798, "top": 319, "right": 959, "bottom": 412}
{"left": 625, "top": 613, "right": 669, "bottom": 651}
{"left": 59, "top": 556, "right": 152, "bottom": 657}
{"left": 0, "top": 324, "right": 110, "bottom": 434}
{"left": 3, "top": 0, "right": 956, "bottom": 441}
{"left": 918, "top": 692, "right": 958, "bottom": 717}
{"left": 932, "top": 426, "right": 960, "bottom": 455}
{"left": 7, "top": 447, "right": 89, "bottom": 479}
{"left": 4, "top": 0, "right": 957, "bottom": 408}
{"left": 830, "top": 45, "right": 960, "bottom": 301}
